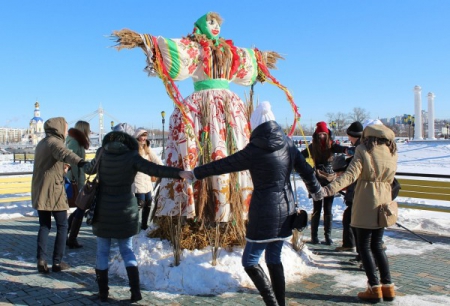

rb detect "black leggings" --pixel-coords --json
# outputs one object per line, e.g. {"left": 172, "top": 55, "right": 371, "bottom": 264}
{"left": 356, "top": 227, "right": 391, "bottom": 286}
{"left": 312, "top": 196, "right": 334, "bottom": 216}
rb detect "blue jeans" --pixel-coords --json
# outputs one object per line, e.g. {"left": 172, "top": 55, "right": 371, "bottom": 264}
{"left": 242, "top": 240, "right": 284, "bottom": 267}
{"left": 37, "top": 210, "right": 68, "bottom": 264}
{"left": 135, "top": 192, "right": 152, "bottom": 203}
{"left": 96, "top": 237, "right": 137, "bottom": 270}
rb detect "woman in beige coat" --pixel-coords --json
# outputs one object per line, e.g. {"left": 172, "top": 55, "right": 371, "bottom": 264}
{"left": 32, "top": 117, "right": 85, "bottom": 273}
{"left": 323, "top": 124, "right": 398, "bottom": 303}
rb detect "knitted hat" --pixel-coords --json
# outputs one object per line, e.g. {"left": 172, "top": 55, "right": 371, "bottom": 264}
{"left": 250, "top": 101, "right": 276, "bottom": 129}
{"left": 113, "top": 123, "right": 135, "bottom": 136}
{"left": 315, "top": 121, "right": 329, "bottom": 134}
{"left": 346, "top": 121, "right": 363, "bottom": 138}
{"left": 133, "top": 127, "right": 148, "bottom": 139}
{"left": 362, "top": 119, "right": 383, "bottom": 129}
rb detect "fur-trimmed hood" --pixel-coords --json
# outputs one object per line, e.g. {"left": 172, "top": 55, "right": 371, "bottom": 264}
{"left": 102, "top": 131, "right": 139, "bottom": 153}
{"left": 68, "top": 128, "right": 90, "bottom": 149}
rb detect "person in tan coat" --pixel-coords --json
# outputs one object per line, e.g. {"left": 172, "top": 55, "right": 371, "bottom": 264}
{"left": 32, "top": 117, "right": 86, "bottom": 273}
{"left": 323, "top": 123, "right": 398, "bottom": 303}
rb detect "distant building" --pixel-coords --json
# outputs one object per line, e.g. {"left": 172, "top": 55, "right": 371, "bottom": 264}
{"left": 24, "top": 101, "right": 45, "bottom": 145}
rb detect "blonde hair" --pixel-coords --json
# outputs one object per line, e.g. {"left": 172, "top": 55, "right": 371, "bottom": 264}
{"left": 138, "top": 141, "right": 151, "bottom": 157}
{"left": 74, "top": 120, "right": 91, "bottom": 143}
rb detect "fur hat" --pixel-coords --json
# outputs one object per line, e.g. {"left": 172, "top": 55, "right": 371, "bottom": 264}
{"left": 133, "top": 127, "right": 148, "bottom": 139}
{"left": 113, "top": 123, "right": 135, "bottom": 136}
{"left": 250, "top": 101, "right": 276, "bottom": 129}
{"left": 315, "top": 121, "right": 329, "bottom": 134}
{"left": 362, "top": 119, "right": 383, "bottom": 129}
{"left": 346, "top": 121, "right": 363, "bottom": 138}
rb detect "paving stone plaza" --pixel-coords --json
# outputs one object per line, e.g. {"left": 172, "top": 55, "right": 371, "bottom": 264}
{"left": 1, "top": 217, "right": 449, "bottom": 305}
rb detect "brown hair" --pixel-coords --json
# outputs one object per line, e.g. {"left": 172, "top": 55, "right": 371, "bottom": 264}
{"left": 74, "top": 120, "right": 90, "bottom": 144}
{"left": 363, "top": 136, "right": 397, "bottom": 155}
{"left": 311, "top": 133, "right": 333, "bottom": 164}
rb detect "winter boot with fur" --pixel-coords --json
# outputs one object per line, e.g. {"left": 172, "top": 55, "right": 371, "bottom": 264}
{"left": 126, "top": 266, "right": 142, "bottom": 302}
{"left": 323, "top": 215, "right": 334, "bottom": 245}
{"left": 244, "top": 264, "right": 279, "bottom": 306}
{"left": 67, "top": 217, "right": 83, "bottom": 249}
{"left": 309, "top": 212, "right": 320, "bottom": 244}
{"left": 381, "top": 283, "right": 395, "bottom": 301}
{"left": 95, "top": 269, "right": 109, "bottom": 302}
{"left": 267, "top": 263, "right": 285, "bottom": 306}
{"left": 357, "top": 284, "right": 382, "bottom": 303}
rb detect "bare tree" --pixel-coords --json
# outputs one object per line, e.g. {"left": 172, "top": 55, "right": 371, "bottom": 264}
{"left": 349, "top": 107, "right": 370, "bottom": 123}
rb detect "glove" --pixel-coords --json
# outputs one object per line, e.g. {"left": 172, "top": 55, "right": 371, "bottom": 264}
{"left": 311, "top": 187, "right": 324, "bottom": 201}
{"left": 346, "top": 146, "right": 355, "bottom": 156}
{"left": 77, "top": 160, "right": 88, "bottom": 168}
{"left": 322, "top": 186, "right": 335, "bottom": 198}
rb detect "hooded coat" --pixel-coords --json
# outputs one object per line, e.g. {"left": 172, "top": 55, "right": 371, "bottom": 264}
{"left": 325, "top": 125, "right": 398, "bottom": 229}
{"left": 66, "top": 128, "right": 90, "bottom": 188}
{"left": 32, "top": 117, "right": 83, "bottom": 211}
{"left": 84, "top": 131, "right": 182, "bottom": 239}
{"left": 194, "top": 121, "right": 321, "bottom": 242}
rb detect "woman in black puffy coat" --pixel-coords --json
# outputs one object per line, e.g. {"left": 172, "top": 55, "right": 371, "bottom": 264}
{"left": 194, "top": 102, "right": 322, "bottom": 306}
{"left": 301, "top": 122, "right": 347, "bottom": 245}
{"left": 84, "top": 128, "right": 191, "bottom": 302}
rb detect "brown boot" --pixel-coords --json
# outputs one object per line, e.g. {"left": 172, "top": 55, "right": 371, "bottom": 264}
{"left": 381, "top": 283, "right": 395, "bottom": 301}
{"left": 357, "top": 284, "right": 382, "bottom": 303}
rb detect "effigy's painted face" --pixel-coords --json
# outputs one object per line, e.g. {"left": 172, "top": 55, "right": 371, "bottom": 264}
{"left": 194, "top": 13, "right": 221, "bottom": 41}
{"left": 207, "top": 17, "right": 220, "bottom": 38}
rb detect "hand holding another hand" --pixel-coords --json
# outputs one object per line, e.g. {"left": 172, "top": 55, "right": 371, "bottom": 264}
{"left": 311, "top": 187, "right": 324, "bottom": 201}
{"left": 322, "top": 186, "right": 334, "bottom": 198}
{"left": 179, "top": 171, "right": 194, "bottom": 181}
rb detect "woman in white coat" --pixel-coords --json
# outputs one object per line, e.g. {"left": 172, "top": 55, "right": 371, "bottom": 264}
{"left": 133, "top": 128, "right": 163, "bottom": 230}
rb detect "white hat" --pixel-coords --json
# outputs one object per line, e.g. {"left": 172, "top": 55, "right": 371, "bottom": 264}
{"left": 362, "top": 119, "right": 383, "bottom": 129}
{"left": 250, "top": 101, "right": 276, "bottom": 129}
{"left": 113, "top": 123, "right": 135, "bottom": 136}
{"left": 133, "top": 127, "right": 148, "bottom": 139}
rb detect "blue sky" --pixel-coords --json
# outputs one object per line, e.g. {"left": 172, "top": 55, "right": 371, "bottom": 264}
{"left": 1, "top": 0, "right": 449, "bottom": 133}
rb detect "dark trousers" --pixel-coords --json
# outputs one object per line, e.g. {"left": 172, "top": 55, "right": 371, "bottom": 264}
{"left": 356, "top": 227, "right": 391, "bottom": 286}
{"left": 312, "top": 196, "right": 333, "bottom": 216}
{"left": 37, "top": 210, "right": 68, "bottom": 264}
{"left": 342, "top": 203, "right": 355, "bottom": 247}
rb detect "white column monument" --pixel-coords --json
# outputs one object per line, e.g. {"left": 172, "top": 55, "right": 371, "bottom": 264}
{"left": 414, "top": 85, "right": 423, "bottom": 140}
{"left": 427, "top": 92, "right": 436, "bottom": 139}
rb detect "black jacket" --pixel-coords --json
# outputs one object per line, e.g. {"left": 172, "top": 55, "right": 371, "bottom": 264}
{"left": 301, "top": 137, "right": 347, "bottom": 186}
{"left": 194, "top": 121, "right": 321, "bottom": 242}
{"left": 84, "top": 131, "right": 182, "bottom": 239}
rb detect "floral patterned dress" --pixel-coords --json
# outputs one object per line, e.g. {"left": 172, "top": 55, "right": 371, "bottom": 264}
{"left": 140, "top": 34, "right": 260, "bottom": 222}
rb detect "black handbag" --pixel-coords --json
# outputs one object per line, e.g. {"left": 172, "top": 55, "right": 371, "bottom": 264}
{"left": 391, "top": 177, "right": 401, "bottom": 200}
{"left": 291, "top": 209, "right": 308, "bottom": 232}
{"left": 75, "top": 149, "right": 103, "bottom": 211}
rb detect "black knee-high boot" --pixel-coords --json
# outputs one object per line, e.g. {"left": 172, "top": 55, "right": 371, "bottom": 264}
{"left": 323, "top": 215, "right": 334, "bottom": 245}
{"left": 95, "top": 269, "right": 109, "bottom": 302}
{"left": 126, "top": 266, "right": 142, "bottom": 302}
{"left": 67, "top": 217, "right": 83, "bottom": 248}
{"left": 267, "top": 263, "right": 285, "bottom": 306}
{"left": 245, "top": 264, "right": 279, "bottom": 306}
{"left": 141, "top": 200, "right": 151, "bottom": 230}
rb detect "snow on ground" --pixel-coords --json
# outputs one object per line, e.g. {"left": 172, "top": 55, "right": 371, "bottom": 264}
{"left": 1, "top": 141, "right": 450, "bottom": 303}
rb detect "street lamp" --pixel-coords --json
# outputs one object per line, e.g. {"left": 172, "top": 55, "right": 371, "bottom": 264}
{"left": 404, "top": 115, "right": 414, "bottom": 140}
{"left": 329, "top": 121, "right": 337, "bottom": 136}
{"left": 161, "top": 111, "right": 166, "bottom": 160}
